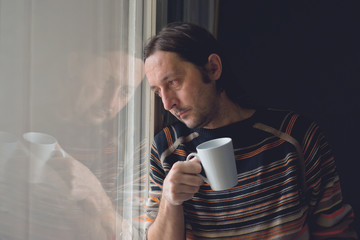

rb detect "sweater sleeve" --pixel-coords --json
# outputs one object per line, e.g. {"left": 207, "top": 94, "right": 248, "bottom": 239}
{"left": 144, "top": 138, "right": 165, "bottom": 231}
{"left": 303, "top": 122, "right": 358, "bottom": 239}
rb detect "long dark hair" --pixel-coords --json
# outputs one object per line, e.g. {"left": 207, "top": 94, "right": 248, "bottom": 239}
{"left": 144, "top": 22, "right": 258, "bottom": 109}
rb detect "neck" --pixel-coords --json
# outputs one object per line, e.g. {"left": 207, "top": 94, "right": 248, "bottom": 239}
{"left": 203, "top": 92, "right": 255, "bottom": 129}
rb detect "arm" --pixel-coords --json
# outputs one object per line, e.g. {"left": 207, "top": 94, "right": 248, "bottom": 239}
{"left": 147, "top": 198, "right": 185, "bottom": 240}
{"left": 147, "top": 159, "right": 203, "bottom": 240}
{"left": 303, "top": 123, "right": 358, "bottom": 239}
{"left": 47, "top": 154, "right": 120, "bottom": 239}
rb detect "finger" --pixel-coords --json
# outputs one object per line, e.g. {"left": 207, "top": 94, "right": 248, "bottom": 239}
{"left": 173, "top": 160, "right": 202, "bottom": 175}
{"left": 169, "top": 172, "right": 203, "bottom": 187}
{"left": 177, "top": 183, "right": 201, "bottom": 194}
{"left": 188, "top": 156, "right": 201, "bottom": 164}
{"left": 50, "top": 147, "right": 66, "bottom": 158}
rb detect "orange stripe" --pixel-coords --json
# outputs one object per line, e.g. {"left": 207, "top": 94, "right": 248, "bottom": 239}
{"left": 320, "top": 205, "right": 345, "bottom": 219}
{"left": 285, "top": 114, "right": 298, "bottom": 135}
{"left": 149, "top": 176, "right": 163, "bottom": 189}
{"left": 322, "top": 182, "right": 341, "bottom": 199}
{"left": 232, "top": 213, "right": 306, "bottom": 240}
{"left": 151, "top": 196, "right": 160, "bottom": 203}
{"left": 135, "top": 215, "right": 154, "bottom": 223}
{"left": 190, "top": 188, "right": 298, "bottom": 220}
{"left": 173, "top": 149, "right": 187, "bottom": 157}
{"left": 187, "top": 207, "right": 306, "bottom": 240}
{"left": 312, "top": 225, "right": 350, "bottom": 236}
{"left": 238, "top": 156, "right": 297, "bottom": 183}
{"left": 151, "top": 145, "right": 159, "bottom": 155}
{"left": 305, "top": 135, "right": 320, "bottom": 161}
{"left": 254, "top": 215, "right": 306, "bottom": 240}
{"left": 303, "top": 125, "right": 319, "bottom": 155}
{"left": 191, "top": 188, "right": 297, "bottom": 221}
{"left": 199, "top": 157, "right": 298, "bottom": 197}
{"left": 321, "top": 156, "right": 334, "bottom": 167}
{"left": 150, "top": 165, "right": 164, "bottom": 177}
{"left": 236, "top": 139, "right": 285, "bottom": 160}
{"left": 163, "top": 127, "right": 173, "bottom": 146}
{"left": 150, "top": 152, "right": 161, "bottom": 165}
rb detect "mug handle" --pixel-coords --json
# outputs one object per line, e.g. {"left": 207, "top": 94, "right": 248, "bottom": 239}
{"left": 186, "top": 153, "right": 209, "bottom": 183}
{"left": 52, "top": 148, "right": 66, "bottom": 158}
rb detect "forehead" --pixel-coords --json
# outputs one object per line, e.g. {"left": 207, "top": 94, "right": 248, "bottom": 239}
{"left": 144, "top": 51, "right": 187, "bottom": 82}
{"left": 145, "top": 51, "right": 183, "bottom": 70}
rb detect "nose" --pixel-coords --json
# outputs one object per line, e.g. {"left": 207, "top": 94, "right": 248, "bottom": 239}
{"left": 161, "top": 89, "right": 177, "bottom": 111}
{"left": 102, "top": 85, "right": 121, "bottom": 113}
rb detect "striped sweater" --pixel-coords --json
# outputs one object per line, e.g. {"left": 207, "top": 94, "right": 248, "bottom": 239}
{"left": 146, "top": 108, "right": 358, "bottom": 239}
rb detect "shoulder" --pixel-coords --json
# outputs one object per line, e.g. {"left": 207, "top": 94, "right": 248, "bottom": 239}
{"left": 254, "top": 108, "right": 319, "bottom": 144}
{"left": 153, "top": 121, "right": 190, "bottom": 142}
{"left": 153, "top": 121, "right": 198, "bottom": 152}
{"left": 255, "top": 108, "right": 313, "bottom": 128}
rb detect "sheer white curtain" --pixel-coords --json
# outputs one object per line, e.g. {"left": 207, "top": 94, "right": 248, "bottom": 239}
{"left": 0, "top": 0, "right": 153, "bottom": 239}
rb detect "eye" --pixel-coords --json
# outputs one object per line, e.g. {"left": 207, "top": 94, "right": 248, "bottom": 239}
{"left": 168, "top": 79, "right": 180, "bottom": 89}
{"left": 169, "top": 79, "right": 177, "bottom": 85}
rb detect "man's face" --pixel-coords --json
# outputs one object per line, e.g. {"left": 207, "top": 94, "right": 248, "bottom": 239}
{"left": 66, "top": 51, "right": 144, "bottom": 125}
{"left": 145, "top": 51, "right": 220, "bottom": 129}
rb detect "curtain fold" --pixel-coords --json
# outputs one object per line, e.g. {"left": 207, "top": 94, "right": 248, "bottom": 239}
{"left": 0, "top": 0, "right": 152, "bottom": 239}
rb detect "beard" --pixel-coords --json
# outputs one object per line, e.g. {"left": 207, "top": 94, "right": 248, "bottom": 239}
{"left": 170, "top": 68, "right": 222, "bottom": 129}
{"left": 172, "top": 96, "right": 220, "bottom": 129}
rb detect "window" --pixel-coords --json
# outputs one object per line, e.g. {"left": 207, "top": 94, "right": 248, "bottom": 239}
{"left": 0, "top": 0, "right": 154, "bottom": 239}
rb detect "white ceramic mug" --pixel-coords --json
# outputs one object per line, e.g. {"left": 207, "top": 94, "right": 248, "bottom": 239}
{"left": 186, "top": 137, "right": 238, "bottom": 191}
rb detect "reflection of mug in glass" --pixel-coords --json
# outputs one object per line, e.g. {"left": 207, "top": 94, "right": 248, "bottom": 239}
{"left": 23, "top": 132, "right": 65, "bottom": 161}
{"left": 23, "top": 132, "right": 66, "bottom": 182}
{"left": 186, "top": 137, "right": 238, "bottom": 191}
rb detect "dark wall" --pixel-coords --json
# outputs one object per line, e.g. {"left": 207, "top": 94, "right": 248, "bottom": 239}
{"left": 217, "top": 0, "right": 360, "bottom": 231}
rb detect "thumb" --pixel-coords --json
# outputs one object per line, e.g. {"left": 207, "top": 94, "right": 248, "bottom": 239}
{"left": 186, "top": 156, "right": 203, "bottom": 175}
{"left": 187, "top": 154, "right": 201, "bottom": 163}
{"left": 51, "top": 148, "right": 66, "bottom": 158}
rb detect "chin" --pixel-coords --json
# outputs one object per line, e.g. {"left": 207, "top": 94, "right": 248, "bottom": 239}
{"left": 177, "top": 115, "right": 204, "bottom": 129}
{"left": 87, "top": 108, "right": 120, "bottom": 125}
{"left": 73, "top": 112, "right": 109, "bottom": 126}
{"left": 186, "top": 118, "right": 210, "bottom": 129}
{"left": 183, "top": 120, "right": 200, "bottom": 129}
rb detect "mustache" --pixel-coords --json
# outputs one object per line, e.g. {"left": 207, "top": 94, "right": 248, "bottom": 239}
{"left": 173, "top": 107, "right": 190, "bottom": 117}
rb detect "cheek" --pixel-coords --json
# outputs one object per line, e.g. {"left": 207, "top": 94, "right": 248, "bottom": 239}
{"left": 75, "top": 86, "right": 102, "bottom": 112}
{"left": 191, "top": 83, "right": 213, "bottom": 103}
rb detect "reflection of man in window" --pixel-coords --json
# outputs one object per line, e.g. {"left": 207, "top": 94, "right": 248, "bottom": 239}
{"left": 47, "top": 50, "right": 146, "bottom": 238}
{"left": 0, "top": 50, "right": 146, "bottom": 240}
{"left": 63, "top": 51, "right": 144, "bottom": 125}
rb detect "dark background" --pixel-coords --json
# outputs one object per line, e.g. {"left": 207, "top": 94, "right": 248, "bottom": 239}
{"left": 217, "top": 0, "right": 360, "bottom": 232}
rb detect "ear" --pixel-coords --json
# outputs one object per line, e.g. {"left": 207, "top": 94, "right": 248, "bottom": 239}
{"left": 206, "top": 53, "right": 222, "bottom": 81}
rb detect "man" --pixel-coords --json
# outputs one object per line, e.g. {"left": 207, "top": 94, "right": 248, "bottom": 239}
{"left": 143, "top": 22, "right": 358, "bottom": 240}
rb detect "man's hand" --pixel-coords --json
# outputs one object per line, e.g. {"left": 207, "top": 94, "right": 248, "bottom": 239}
{"left": 162, "top": 158, "right": 204, "bottom": 206}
